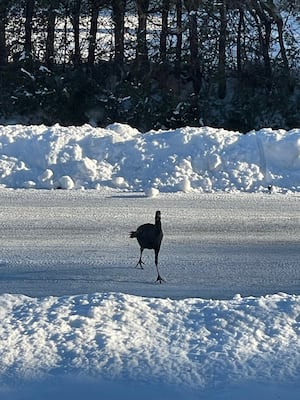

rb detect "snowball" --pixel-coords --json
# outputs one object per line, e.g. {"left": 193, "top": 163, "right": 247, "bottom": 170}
{"left": 39, "top": 169, "right": 53, "bottom": 182}
{"left": 233, "top": 294, "right": 242, "bottom": 301}
{"left": 23, "top": 180, "right": 36, "bottom": 188}
{"left": 57, "top": 176, "right": 75, "bottom": 190}
{"left": 112, "top": 176, "right": 129, "bottom": 189}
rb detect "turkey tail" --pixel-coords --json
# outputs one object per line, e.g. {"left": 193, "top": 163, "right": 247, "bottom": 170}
{"left": 129, "top": 231, "right": 137, "bottom": 238}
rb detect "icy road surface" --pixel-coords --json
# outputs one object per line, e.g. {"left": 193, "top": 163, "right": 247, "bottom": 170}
{"left": 0, "top": 189, "right": 299, "bottom": 299}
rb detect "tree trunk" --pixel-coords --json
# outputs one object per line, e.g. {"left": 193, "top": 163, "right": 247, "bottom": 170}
{"left": 112, "top": 0, "right": 126, "bottom": 65}
{"left": 160, "top": 0, "right": 169, "bottom": 62}
{"left": 70, "top": 0, "right": 81, "bottom": 66}
{"left": 265, "top": 2, "right": 291, "bottom": 87}
{"left": 275, "top": 17, "right": 289, "bottom": 74}
{"left": 188, "top": 12, "right": 198, "bottom": 65}
{"left": 24, "top": 0, "right": 35, "bottom": 56}
{"left": 236, "top": 7, "right": 244, "bottom": 74}
{"left": 136, "top": 0, "right": 149, "bottom": 66}
{"left": 46, "top": 0, "right": 59, "bottom": 67}
{"left": 176, "top": 0, "right": 182, "bottom": 65}
{"left": 218, "top": 0, "right": 227, "bottom": 99}
{"left": 184, "top": 0, "right": 201, "bottom": 93}
{"left": 249, "top": 1, "right": 272, "bottom": 85}
{"left": 88, "top": 0, "right": 101, "bottom": 67}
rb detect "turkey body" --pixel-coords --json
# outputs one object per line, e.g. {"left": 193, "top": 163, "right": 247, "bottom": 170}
{"left": 130, "top": 210, "right": 164, "bottom": 283}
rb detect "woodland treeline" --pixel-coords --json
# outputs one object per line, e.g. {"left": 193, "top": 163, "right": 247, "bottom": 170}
{"left": 0, "top": 0, "right": 299, "bottom": 131}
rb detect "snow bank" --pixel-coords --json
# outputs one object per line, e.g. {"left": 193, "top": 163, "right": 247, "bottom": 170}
{"left": 0, "top": 292, "right": 299, "bottom": 399}
{"left": 0, "top": 124, "right": 299, "bottom": 193}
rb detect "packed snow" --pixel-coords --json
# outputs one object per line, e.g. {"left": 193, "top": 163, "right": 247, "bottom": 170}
{"left": 0, "top": 189, "right": 299, "bottom": 299}
{"left": 0, "top": 123, "right": 299, "bottom": 399}
{"left": 0, "top": 123, "right": 299, "bottom": 193}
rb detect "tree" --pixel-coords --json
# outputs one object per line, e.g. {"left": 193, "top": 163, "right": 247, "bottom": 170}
{"left": 136, "top": 0, "right": 150, "bottom": 66}
{"left": 88, "top": 0, "right": 103, "bottom": 67}
{"left": 184, "top": 0, "right": 201, "bottom": 93}
{"left": 70, "top": 0, "right": 82, "bottom": 66}
{"left": 263, "top": 0, "right": 291, "bottom": 87}
{"left": 46, "top": 0, "right": 60, "bottom": 67}
{"left": 24, "top": 0, "right": 35, "bottom": 56}
{"left": 112, "top": 0, "right": 126, "bottom": 65}
{"left": 175, "top": 0, "right": 183, "bottom": 65}
{"left": 218, "top": 0, "right": 227, "bottom": 99}
{"left": 236, "top": 6, "right": 245, "bottom": 74}
{"left": 252, "top": 1, "right": 272, "bottom": 81}
{"left": 160, "top": 0, "right": 169, "bottom": 62}
{"left": 0, "top": 0, "right": 299, "bottom": 130}
{"left": 0, "top": 1, "right": 11, "bottom": 66}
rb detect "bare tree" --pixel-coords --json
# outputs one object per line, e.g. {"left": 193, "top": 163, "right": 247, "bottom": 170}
{"left": 112, "top": 0, "right": 126, "bottom": 65}
{"left": 218, "top": 0, "right": 227, "bottom": 98}
{"left": 263, "top": 1, "right": 290, "bottom": 84}
{"left": 236, "top": 6, "right": 245, "bottom": 74}
{"left": 24, "top": 0, "right": 35, "bottom": 56}
{"left": 136, "top": 0, "right": 150, "bottom": 66}
{"left": 160, "top": 0, "right": 169, "bottom": 62}
{"left": 184, "top": 0, "right": 201, "bottom": 93}
{"left": 70, "top": 0, "right": 82, "bottom": 66}
{"left": 175, "top": 0, "right": 183, "bottom": 65}
{"left": 88, "top": 0, "right": 103, "bottom": 67}
{"left": 46, "top": 0, "right": 60, "bottom": 67}
{"left": 249, "top": 0, "right": 272, "bottom": 83}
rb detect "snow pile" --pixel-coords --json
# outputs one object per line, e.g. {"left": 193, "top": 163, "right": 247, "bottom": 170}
{"left": 0, "top": 123, "right": 299, "bottom": 193}
{"left": 0, "top": 292, "right": 299, "bottom": 399}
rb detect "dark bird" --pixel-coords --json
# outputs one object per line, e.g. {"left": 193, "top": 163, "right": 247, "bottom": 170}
{"left": 130, "top": 210, "right": 164, "bottom": 283}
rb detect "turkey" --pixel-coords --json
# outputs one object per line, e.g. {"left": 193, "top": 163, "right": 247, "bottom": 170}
{"left": 130, "top": 210, "right": 164, "bottom": 283}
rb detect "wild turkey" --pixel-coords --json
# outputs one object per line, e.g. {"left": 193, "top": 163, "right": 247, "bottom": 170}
{"left": 130, "top": 210, "right": 164, "bottom": 283}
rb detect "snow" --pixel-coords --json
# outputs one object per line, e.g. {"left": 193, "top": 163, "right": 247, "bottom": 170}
{"left": 0, "top": 291, "right": 300, "bottom": 399}
{"left": 1, "top": 291, "right": 300, "bottom": 400}
{"left": 1, "top": 189, "right": 299, "bottom": 299}
{"left": 0, "top": 123, "right": 299, "bottom": 399}
{"left": 0, "top": 123, "right": 299, "bottom": 193}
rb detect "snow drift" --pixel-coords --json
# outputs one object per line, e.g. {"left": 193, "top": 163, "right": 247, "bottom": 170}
{"left": 0, "top": 292, "right": 300, "bottom": 399}
{"left": 0, "top": 123, "right": 299, "bottom": 193}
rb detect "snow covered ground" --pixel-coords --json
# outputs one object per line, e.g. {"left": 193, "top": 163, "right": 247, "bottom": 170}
{"left": 0, "top": 189, "right": 299, "bottom": 400}
{"left": 0, "top": 189, "right": 299, "bottom": 299}
{"left": 1, "top": 291, "right": 300, "bottom": 400}
{"left": 0, "top": 124, "right": 299, "bottom": 399}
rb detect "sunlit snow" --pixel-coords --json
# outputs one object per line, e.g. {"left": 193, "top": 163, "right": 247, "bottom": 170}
{"left": 1, "top": 292, "right": 300, "bottom": 400}
{"left": 0, "top": 123, "right": 299, "bottom": 193}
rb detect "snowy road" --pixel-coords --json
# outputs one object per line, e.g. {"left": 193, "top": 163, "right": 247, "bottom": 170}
{"left": 0, "top": 189, "right": 299, "bottom": 299}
